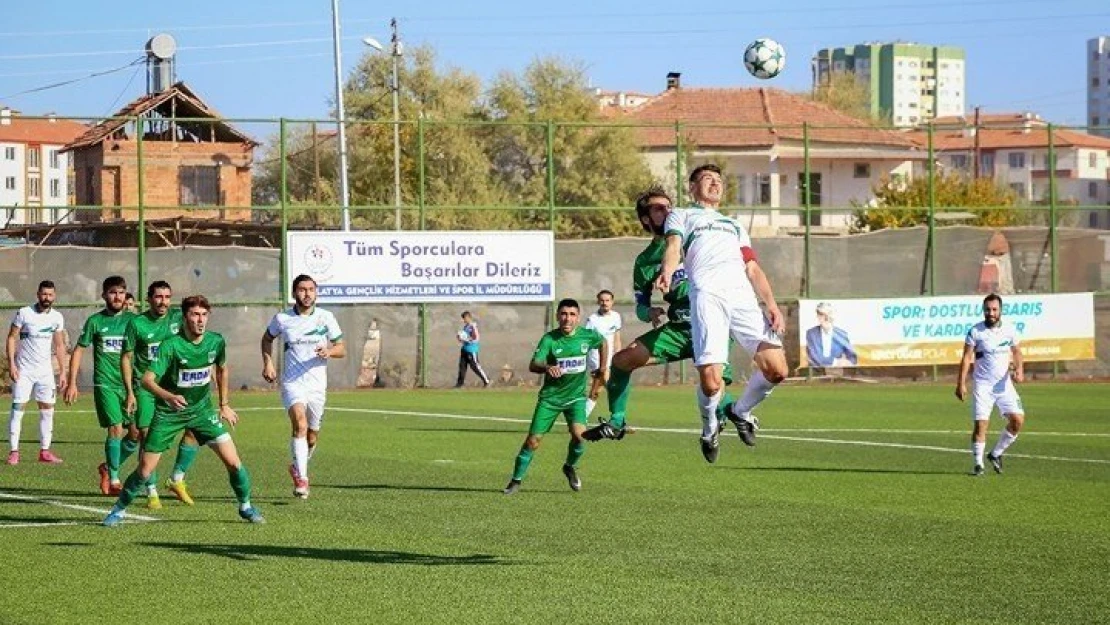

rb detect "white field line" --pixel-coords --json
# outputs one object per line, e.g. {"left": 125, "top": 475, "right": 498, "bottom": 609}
{"left": 0, "top": 491, "right": 158, "bottom": 527}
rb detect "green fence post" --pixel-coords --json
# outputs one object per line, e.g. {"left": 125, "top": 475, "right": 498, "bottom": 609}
{"left": 928, "top": 124, "right": 938, "bottom": 381}
{"left": 418, "top": 117, "right": 428, "bottom": 388}
{"left": 136, "top": 116, "right": 146, "bottom": 295}
{"left": 674, "top": 121, "right": 685, "bottom": 384}
{"left": 803, "top": 122, "right": 811, "bottom": 299}
{"left": 546, "top": 120, "right": 556, "bottom": 329}
{"left": 1048, "top": 124, "right": 1059, "bottom": 378}
{"left": 279, "top": 118, "right": 288, "bottom": 305}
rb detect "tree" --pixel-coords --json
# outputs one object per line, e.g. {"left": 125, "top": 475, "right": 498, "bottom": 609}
{"left": 811, "top": 70, "right": 877, "bottom": 122}
{"left": 853, "top": 172, "right": 1020, "bottom": 231}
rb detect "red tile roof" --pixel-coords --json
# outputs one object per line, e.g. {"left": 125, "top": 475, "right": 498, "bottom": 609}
{"left": 618, "top": 87, "right": 918, "bottom": 149}
{"left": 929, "top": 112, "right": 1045, "bottom": 128}
{"left": 0, "top": 115, "right": 88, "bottom": 145}
{"left": 906, "top": 127, "right": 1110, "bottom": 151}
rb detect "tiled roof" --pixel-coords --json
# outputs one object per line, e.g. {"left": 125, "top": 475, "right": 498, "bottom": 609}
{"left": 618, "top": 87, "right": 918, "bottom": 149}
{"left": 906, "top": 127, "right": 1110, "bottom": 151}
{"left": 0, "top": 115, "right": 88, "bottom": 145}
{"left": 929, "top": 112, "right": 1045, "bottom": 128}
{"left": 64, "top": 82, "right": 256, "bottom": 151}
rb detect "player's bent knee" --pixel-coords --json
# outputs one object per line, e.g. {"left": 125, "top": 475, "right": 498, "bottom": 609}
{"left": 524, "top": 436, "right": 542, "bottom": 451}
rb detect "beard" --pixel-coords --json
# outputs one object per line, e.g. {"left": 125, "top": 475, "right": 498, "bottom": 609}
{"left": 985, "top": 316, "right": 1000, "bottom": 328}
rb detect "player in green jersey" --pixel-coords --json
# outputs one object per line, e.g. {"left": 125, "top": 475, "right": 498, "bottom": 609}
{"left": 121, "top": 280, "right": 201, "bottom": 508}
{"left": 64, "top": 276, "right": 137, "bottom": 495}
{"left": 583, "top": 186, "right": 738, "bottom": 443}
{"left": 103, "top": 294, "right": 263, "bottom": 526}
{"left": 503, "top": 298, "right": 608, "bottom": 495}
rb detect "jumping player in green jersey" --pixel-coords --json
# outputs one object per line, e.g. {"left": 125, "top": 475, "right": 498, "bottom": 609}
{"left": 121, "top": 280, "right": 201, "bottom": 508}
{"left": 103, "top": 295, "right": 263, "bottom": 526}
{"left": 64, "top": 276, "right": 137, "bottom": 495}
{"left": 583, "top": 186, "right": 738, "bottom": 443}
{"left": 503, "top": 298, "right": 608, "bottom": 495}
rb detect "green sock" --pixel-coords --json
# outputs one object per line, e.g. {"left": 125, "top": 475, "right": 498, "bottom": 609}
{"left": 716, "top": 391, "right": 736, "bottom": 421}
{"left": 565, "top": 440, "right": 586, "bottom": 468}
{"left": 117, "top": 470, "right": 145, "bottom": 509}
{"left": 511, "top": 447, "right": 534, "bottom": 481}
{"left": 606, "top": 367, "right": 633, "bottom": 429}
{"left": 172, "top": 443, "right": 200, "bottom": 478}
{"left": 119, "top": 437, "right": 139, "bottom": 466}
{"left": 229, "top": 465, "right": 252, "bottom": 505}
{"left": 105, "top": 437, "right": 122, "bottom": 481}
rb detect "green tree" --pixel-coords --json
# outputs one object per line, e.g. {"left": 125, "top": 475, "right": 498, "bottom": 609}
{"left": 811, "top": 70, "right": 878, "bottom": 122}
{"left": 854, "top": 172, "right": 1020, "bottom": 231}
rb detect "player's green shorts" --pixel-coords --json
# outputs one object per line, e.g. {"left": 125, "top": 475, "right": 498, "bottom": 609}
{"left": 528, "top": 398, "right": 588, "bottom": 436}
{"left": 93, "top": 385, "right": 128, "bottom": 428}
{"left": 132, "top": 386, "right": 157, "bottom": 429}
{"left": 144, "top": 409, "right": 229, "bottom": 454}
{"left": 635, "top": 322, "right": 734, "bottom": 385}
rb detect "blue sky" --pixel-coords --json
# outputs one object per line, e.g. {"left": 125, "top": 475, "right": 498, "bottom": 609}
{"left": 0, "top": 0, "right": 1105, "bottom": 126}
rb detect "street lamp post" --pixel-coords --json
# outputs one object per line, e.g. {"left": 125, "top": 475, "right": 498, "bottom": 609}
{"left": 330, "top": 0, "right": 351, "bottom": 230}
{"left": 364, "top": 18, "right": 403, "bottom": 230}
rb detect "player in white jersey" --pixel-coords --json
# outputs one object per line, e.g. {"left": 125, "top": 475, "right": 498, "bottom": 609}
{"left": 956, "top": 293, "right": 1025, "bottom": 476}
{"left": 584, "top": 289, "right": 622, "bottom": 418}
{"left": 6, "top": 280, "right": 68, "bottom": 465}
{"left": 655, "top": 164, "right": 789, "bottom": 463}
{"left": 261, "top": 274, "right": 345, "bottom": 498}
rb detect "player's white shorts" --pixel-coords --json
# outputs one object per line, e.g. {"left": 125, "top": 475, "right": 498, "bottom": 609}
{"left": 280, "top": 382, "right": 327, "bottom": 431}
{"left": 587, "top": 348, "right": 613, "bottom": 373}
{"left": 12, "top": 372, "right": 56, "bottom": 404}
{"left": 971, "top": 381, "right": 1024, "bottom": 421}
{"left": 690, "top": 288, "right": 782, "bottom": 366}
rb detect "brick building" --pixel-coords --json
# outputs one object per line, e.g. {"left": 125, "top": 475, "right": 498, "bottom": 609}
{"left": 63, "top": 82, "right": 257, "bottom": 222}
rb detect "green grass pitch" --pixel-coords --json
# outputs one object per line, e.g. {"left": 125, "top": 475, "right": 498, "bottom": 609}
{"left": 1, "top": 382, "right": 1107, "bottom": 624}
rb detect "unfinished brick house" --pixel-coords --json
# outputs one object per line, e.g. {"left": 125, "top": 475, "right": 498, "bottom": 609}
{"left": 64, "top": 82, "right": 257, "bottom": 222}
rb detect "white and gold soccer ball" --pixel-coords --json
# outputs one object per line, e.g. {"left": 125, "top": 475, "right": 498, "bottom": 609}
{"left": 744, "top": 38, "right": 786, "bottom": 79}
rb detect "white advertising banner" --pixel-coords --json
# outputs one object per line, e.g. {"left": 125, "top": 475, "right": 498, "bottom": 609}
{"left": 286, "top": 231, "right": 555, "bottom": 303}
{"left": 798, "top": 293, "right": 1095, "bottom": 368}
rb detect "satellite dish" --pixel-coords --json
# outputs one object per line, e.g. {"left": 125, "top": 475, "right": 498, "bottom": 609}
{"left": 146, "top": 33, "right": 177, "bottom": 60}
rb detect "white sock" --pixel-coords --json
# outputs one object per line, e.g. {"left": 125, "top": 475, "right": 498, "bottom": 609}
{"left": 9, "top": 407, "right": 24, "bottom": 452}
{"left": 239, "top": 501, "right": 252, "bottom": 512}
{"left": 972, "top": 441, "right": 985, "bottom": 466}
{"left": 735, "top": 370, "right": 776, "bottom": 418}
{"left": 172, "top": 470, "right": 186, "bottom": 483}
{"left": 992, "top": 430, "right": 1018, "bottom": 457}
{"left": 585, "top": 398, "right": 597, "bottom": 418}
{"left": 39, "top": 409, "right": 54, "bottom": 450}
{"left": 291, "top": 436, "right": 309, "bottom": 479}
{"left": 696, "top": 386, "right": 722, "bottom": 440}
{"left": 147, "top": 483, "right": 158, "bottom": 495}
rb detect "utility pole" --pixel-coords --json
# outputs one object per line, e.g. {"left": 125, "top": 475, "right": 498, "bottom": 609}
{"left": 972, "top": 105, "right": 981, "bottom": 178}
{"left": 390, "top": 17, "right": 403, "bottom": 230}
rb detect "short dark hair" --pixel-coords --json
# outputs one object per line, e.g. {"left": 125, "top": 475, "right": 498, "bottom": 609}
{"left": 460, "top": 311, "right": 471, "bottom": 319}
{"left": 596, "top": 290, "right": 614, "bottom": 299}
{"left": 983, "top": 293, "right": 1002, "bottom": 308}
{"left": 102, "top": 275, "right": 127, "bottom": 293}
{"left": 146, "top": 281, "right": 171, "bottom": 298}
{"left": 181, "top": 295, "right": 212, "bottom": 313}
{"left": 291, "top": 274, "right": 316, "bottom": 294}
{"left": 125, "top": 292, "right": 135, "bottom": 301}
{"left": 688, "top": 163, "right": 722, "bottom": 184}
{"left": 634, "top": 185, "right": 672, "bottom": 226}
{"left": 37, "top": 280, "right": 55, "bottom": 291}
{"left": 557, "top": 298, "right": 580, "bottom": 311}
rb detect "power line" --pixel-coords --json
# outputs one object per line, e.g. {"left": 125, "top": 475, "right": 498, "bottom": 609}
{"left": 0, "top": 57, "right": 144, "bottom": 100}
{"left": 0, "top": 53, "right": 331, "bottom": 79}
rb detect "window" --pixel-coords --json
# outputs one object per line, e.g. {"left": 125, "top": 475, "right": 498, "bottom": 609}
{"left": 28, "top": 177, "right": 40, "bottom": 198}
{"left": 49, "top": 178, "right": 60, "bottom": 199}
{"left": 27, "top": 148, "right": 39, "bottom": 169}
{"left": 754, "top": 175, "right": 772, "bottom": 205}
{"left": 179, "top": 166, "right": 219, "bottom": 206}
{"left": 980, "top": 153, "right": 995, "bottom": 176}
{"left": 3, "top": 176, "right": 14, "bottom": 190}
{"left": 950, "top": 154, "right": 969, "bottom": 169}
{"left": 3, "top": 147, "right": 13, "bottom": 160}
{"left": 48, "top": 150, "right": 59, "bottom": 169}
{"left": 1008, "top": 152, "right": 1026, "bottom": 168}
{"left": 1090, "top": 152, "right": 1099, "bottom": 168}
{"left": 1095, "top": 77, "right": 1101, "bottom": 88}
{"left": 1090, "top": 181, "right": 1099, "bottom": 198}
{"left": 1095, "top": 117, "right": 1102, "bottom": 128}
{"left": 1009, "top": 182, "right": 1024, "bottom": 196}
{"left": 853, "top": 163, "right": 871, "bottom": 178}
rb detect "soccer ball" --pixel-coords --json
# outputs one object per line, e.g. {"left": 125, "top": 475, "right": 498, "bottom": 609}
{"left": 744, "top": 38, "right": 786, "bottom": 80}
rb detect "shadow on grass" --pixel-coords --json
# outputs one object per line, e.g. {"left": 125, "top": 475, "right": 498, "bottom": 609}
{"left": 725, "top": 466, "right": 953, "bottom": 476}
{"left": 319, "top": 483, "right": 497, "bottom": 494}
{"left": 397, "top": 427, "right": 519, "bottom": 434}
{"left": 139, "top": 542, "right": 519, "bottom": 565}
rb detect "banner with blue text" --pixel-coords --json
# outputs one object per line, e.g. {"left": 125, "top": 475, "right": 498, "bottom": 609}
{"left": 798, "top": 293, "right": 1095, "bottom": 368}
{"left": 286, "top": 231, "right": 555, "bottom": 303}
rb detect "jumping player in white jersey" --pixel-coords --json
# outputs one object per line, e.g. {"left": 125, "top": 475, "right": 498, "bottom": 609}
{"left": 655, "top": 164, "right": 790, "bottom": 463}
{"left": 6, "top": 280, "right": 68, "bottom": 464}
{"left": 583, "top": 290, "right": 622, "bottom": 418}
{"left": 956, "top": 293, "right": 1025, "bottom": 476}
{"left": 261, "top": 274, "right": 345, "bottom": 498}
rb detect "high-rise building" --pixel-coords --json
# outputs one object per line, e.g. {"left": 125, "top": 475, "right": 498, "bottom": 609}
{"left": 1089, "top": 37, "right": 1110, "bottom": 138}
{"left": 813, "top": 43, "right": 965, "bottom": 127}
